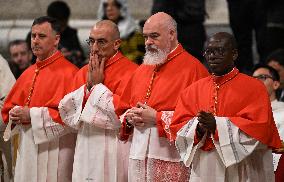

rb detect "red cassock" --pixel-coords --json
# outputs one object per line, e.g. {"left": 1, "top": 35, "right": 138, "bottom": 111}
{"left": 71, "top": 51, "right": 138, "bottom": 102}
{"left": 170, "top": 68, "right": 282, "bottom": 150}
{"left": 276, "top": 154, "right": 284, "bottom": 182}
{"left": 116, "top": 44, "right": 209, "bottom": 139}
{"left": 1, "top": 51, "right": 78, "bottom": 124}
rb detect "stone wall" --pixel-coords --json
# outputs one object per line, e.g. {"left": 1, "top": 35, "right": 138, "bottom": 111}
{"left": 0, "top": 0, "right": 152, "bottom": 20}
{"left": 0, "top": 0, "right": 229, "bottom": 59}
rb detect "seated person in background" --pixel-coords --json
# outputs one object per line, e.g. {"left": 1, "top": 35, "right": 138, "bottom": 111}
{"left": 47, "top": 1, "right": 86, "bottom": 67}
{"left": 266, "top": 49, "right": 284, "bottom": 101}
{"left": 252, "top": 64, "right": 284, "bottom": 173}
{"left": 97, "top": 0, "right": 145, "bottom": 64}
{"left": 26, "top": 1, "right": 86, "bottom": 67}
{"left": 8, "top": 40, "right": 32, "bottom": 79}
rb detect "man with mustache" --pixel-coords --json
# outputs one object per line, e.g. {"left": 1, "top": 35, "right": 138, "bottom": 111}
{"left": 1, "top": 16, "right": 78, "bottom": 182}
{"left": 59, "top": 20, "right": 137, "bottom": 181}
{"left": 171, "top": 32, "right": 282, "bottom": 181}
{"left": 118, "top": 12, "right": 209, "bottom": 181}
{"left": 79, "top": 12, "right": 208, "bottom": 181}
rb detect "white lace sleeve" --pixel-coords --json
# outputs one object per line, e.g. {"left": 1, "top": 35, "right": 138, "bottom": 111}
{"left": 213, "top": 117, "right": 264, "bottom": 168}
{"left": 0, "top": 100, "right": 6, "bottom": 131}
{"left": 175, "top": 117, "right": 206, "bottom": 167}
{"left": 30, "top": 107, "right": 70, "bottom": 144}
{"left": 161, "top": 111, "right": 174, "bottom": 141}
{"left": 176, "top": 117, "right": 264, "bottom": 168}
{"left": 58, "top": 85, "right": 84, "bottom": 129}
{"left": 80, "top": 83, "right": 121, "bottom": 130}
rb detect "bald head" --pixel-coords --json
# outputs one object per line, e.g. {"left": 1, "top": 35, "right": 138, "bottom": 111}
{"left": 143, "top": 12, "right": 178, "bottom": 59}
{"left": 145, "top": 12, "right": 177, "bottom": 34}
{"left": 204, "top": 32, "right": 238, "bottom": 76}
{"left": 208, "top": 32, "right": 237, "bottom": 50}
{"left": 88, "top": 19, "right": 121, "bottom": 60}
{"left": 94, "top": 20, "right": 120, "bottom": 40}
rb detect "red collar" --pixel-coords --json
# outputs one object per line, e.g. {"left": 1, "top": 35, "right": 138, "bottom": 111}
{"left": 212, "top": 67, "right": 239, "bottom": 86}
{"left": 35, "top": 51, "right": 62, "bottom": 69}
{"left": 105, "top": 51, "right": 123, "bottom": 69}
{"left": 166, "top": 44, "right": 184, "bottom": 62}
{"left": 155, "top": 44, "right": 184, "bottom": 71}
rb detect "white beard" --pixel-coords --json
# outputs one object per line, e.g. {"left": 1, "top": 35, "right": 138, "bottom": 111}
{"left": 143, "top": 45, "right": 170, "bottom": 65}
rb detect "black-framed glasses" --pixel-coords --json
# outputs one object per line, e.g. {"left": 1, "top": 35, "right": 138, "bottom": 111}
{"left": 253, "top": 74, "right": 274, "bottom": 81}
{"left": 86, "top": 38, "right": 109, "bottom": 48}
{"left": 203, "top": 47, "right": 230, "bottom": 57}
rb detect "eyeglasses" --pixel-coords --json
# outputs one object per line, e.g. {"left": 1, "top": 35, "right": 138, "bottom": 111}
{"left": 203, "top": 47, "right": 230, "bottom": 57}
{"left": 253, "top": 74, "right": 274, "bottom": 81}
{"left": 86, "top": 38, "right": 109, "bottom": 48}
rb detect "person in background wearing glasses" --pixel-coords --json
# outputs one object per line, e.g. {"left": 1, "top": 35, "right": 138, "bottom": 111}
{"left": 170, "top": 32, "right": 282, "bottom": 181}
{"left": 252, "top": 64, "right": 284, "bottom": 181}
{"left": 59, "top": 20, "right": 137, "bottom": 182}
{"left": 266, "top": 49, "right": 284, "bottom": 101}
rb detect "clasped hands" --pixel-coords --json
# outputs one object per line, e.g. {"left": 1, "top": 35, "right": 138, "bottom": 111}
{"left": 9, "top": 106, "right": 31, "bottom": 125}
{"left": 125, "top": 102, "right": 157, "bottom": 128}
{"left": 196, "top": 111, "right": 216, "bottom": 138}
{"left": 86, "top": 53, "right": 105, "bottom": 91}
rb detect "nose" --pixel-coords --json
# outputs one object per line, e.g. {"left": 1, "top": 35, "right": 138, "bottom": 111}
{"left": 145, "top": 38, "right": 153, "bottom": 46}
{"left": 91, "top": 43, "right": 99, "bottom": 53}
{"left": 208, "top": 53, "right": 214, "bottom": 58}
{"left": 14, "top": 55, "right": 22, "bottom": 62}
{"left": 18, "top": 54, "right": 24, "bottom": 61}
{"left": 106, "top": 5, "right": 112, "bottom": 11}
{"left": 32, "top": 35, "right": 39, "bottom": 44}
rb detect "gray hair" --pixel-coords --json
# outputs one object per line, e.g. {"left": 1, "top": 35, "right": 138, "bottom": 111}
{"left": 95, "top": 20, "right": 120, "bottom": 40}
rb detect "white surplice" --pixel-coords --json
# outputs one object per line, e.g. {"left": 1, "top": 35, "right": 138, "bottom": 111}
{"left": 271, "top": 100, "right": 284, "bottom": 171}
{"left": 176, "top": 117, "right": 275, "bottom": 182}
{"left": 59, "top": 84, "right": 129, "bottom": 182}
{"left": 0, "top": 54, "right": 15, "bottom": 130}
{"left": 60, "top": 83, "right": 190, "bottom": 181}
{"left": 272, "top": 100, "right": 284, "bottom": 139}
{"left": 12, "top": 107, "right": 75, "bottom": 182}
{"left": 0, "top": 54, "right": 15, "bottom": 182}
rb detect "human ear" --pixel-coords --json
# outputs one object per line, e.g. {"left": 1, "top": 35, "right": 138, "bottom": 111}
{"left": 273, "top": 80, "right": 280, "bottom": 90}
{"left": 169, "top": 29, "right": 175, "bottom": 41}
{"left": 113, "top": 39, "right": 121, "bottom": 51}
{"left": 232, "top": 49, "right": 238, "bottom": 61}
{"left": 55, "top": 34, "right": 60, "bottom": 47}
